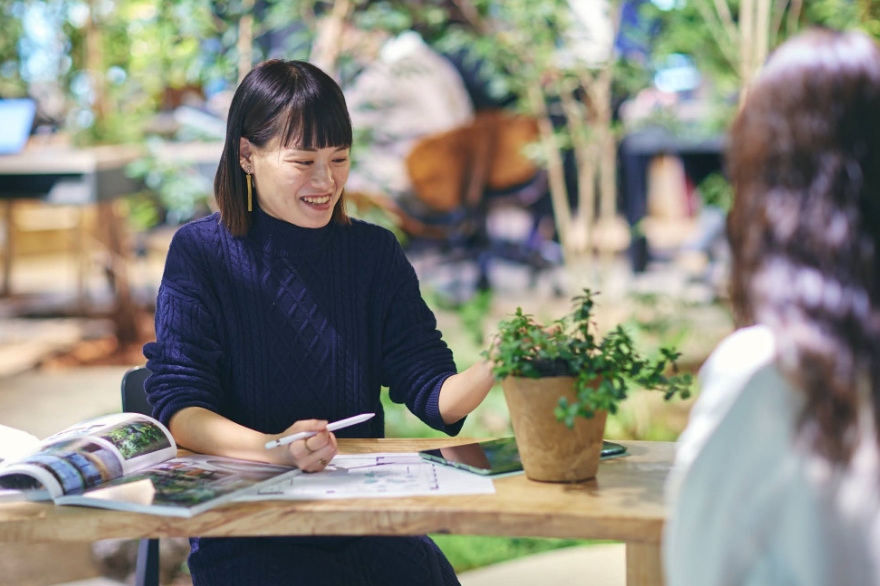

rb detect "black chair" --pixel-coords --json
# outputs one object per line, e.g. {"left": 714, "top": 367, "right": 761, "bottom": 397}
{"left": 121, "top": 366, "right": 159, "bottom": 586}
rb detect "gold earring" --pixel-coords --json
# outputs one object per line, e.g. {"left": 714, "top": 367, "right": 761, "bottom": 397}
{"left": 246, "top": 168, "right": 253, "bottom": 212}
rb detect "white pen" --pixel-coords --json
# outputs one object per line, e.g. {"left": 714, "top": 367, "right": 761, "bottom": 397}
{"left": 264, "top": 413, "right": 376, "bottom": 450}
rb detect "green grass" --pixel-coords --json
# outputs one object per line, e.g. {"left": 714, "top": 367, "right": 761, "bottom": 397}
{"left": 428, "top": 535, "right": 610, "bottom": 573}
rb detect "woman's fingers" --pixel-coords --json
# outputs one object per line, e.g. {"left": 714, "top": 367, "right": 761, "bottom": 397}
{"left": 281, "top": 418, "right": 328, "bottom": 436}
{"left": 294, "top": 430, "right": 338, "bottom": 472}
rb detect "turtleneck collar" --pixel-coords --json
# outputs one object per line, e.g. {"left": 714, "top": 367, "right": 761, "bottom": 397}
{"left": 247, "top": 205, "right": 338, "bottom": 257}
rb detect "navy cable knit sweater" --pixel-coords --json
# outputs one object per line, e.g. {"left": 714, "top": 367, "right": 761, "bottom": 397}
{"left": 143, "top": 208, "right": 464, "bottom": 585}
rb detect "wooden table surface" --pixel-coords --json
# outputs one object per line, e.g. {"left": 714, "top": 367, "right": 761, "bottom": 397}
{"left": 0, "top": 438, "right": 674, "bottom": 586}
{"left": 0, "top": 145, "right": 143, "bottom": 175}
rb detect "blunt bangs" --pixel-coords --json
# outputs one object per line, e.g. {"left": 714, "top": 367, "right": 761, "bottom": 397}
{"left": 277, "top": 77, "right": 353, "bottom": 150}
{"left": 240, "top": 60, "right": 352, "bottom": 150}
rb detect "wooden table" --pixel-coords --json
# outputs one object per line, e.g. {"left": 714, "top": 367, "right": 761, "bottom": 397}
{"left": 0, "top": 438, "right": 672, "bottom": 586}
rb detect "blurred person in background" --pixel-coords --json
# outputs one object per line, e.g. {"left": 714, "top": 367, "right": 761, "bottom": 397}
{"left": 317, "top": 23, "right": 474, "bottom": 203}
{"left": 664, "top": 29, "right": 880, "bottom": 586}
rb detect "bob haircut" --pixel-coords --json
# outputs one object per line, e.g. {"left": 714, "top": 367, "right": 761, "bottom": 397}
{"left": 215, "top": 59, "right": 353, "bottom": 236}
{"left": 727, "top": 29, "right": 880, "bottom": 462}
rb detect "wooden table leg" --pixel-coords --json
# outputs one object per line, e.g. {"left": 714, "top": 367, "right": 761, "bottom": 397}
{"left": 96, "top": 200, "right": 140, "bottom": 345}
{"left": 626, "top": 542, "right": 664, "bottom": 586}
{"left": 1, "top": 200, "right": 13, "bottom": 297}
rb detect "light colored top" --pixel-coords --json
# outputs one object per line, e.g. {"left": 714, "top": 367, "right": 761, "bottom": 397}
{"left": 664, "top": 325, "right": 880, "bottom": 586}
{"left": 344, "top": 31, "right": 474, "bottom": 198}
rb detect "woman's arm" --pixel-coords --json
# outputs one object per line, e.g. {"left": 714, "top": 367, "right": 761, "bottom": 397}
{"left": 169, "top": 406, "right": 337, "bottom": 471}
{"left": 437, "top": 359, "right": 495, "bottom": 425}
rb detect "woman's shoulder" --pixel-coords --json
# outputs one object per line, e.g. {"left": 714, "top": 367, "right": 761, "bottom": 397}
{"left": 345, "top": 218, "right": 398, "bottom": 242}
{"left": 668, "top": 326, "right": 790, "bottom": 497}
{"left": 343, "top": 219, "right": 404, "bottom": 258}
{"left": 171, "top": 213, "right": 225, "bottom": 246}
{"left": 686, "top": 325, "right": 783, "bottom": 442}
{"left": 699, "top": 325, "right": 776, "bottom": 383}
{"left": 161, "top": 214, "right": 233, "bottom": 277}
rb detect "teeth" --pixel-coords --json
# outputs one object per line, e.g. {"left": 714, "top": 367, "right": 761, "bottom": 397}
{"left": 302, "top": 195, "right": 331, "bottom": 205}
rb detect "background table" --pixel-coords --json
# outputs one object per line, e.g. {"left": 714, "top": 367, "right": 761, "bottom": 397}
{"left": 0, "top": 146, "right": 143, "bottom": 340}
{"left": 0, "top": 438, "right": 673, "bottom": 586}
{"left": 619, "top": 126, "right": 725, "bottom": 272}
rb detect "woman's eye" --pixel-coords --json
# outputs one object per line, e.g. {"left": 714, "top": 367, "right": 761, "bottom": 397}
{"left": 291, "top": 160, "right": 313, "bottom": 166}
{"left": 333, "top": 157, "right": 349, "bottom": 164}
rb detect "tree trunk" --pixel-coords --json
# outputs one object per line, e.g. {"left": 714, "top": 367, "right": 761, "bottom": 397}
{"left": 238, "top": 0, "right": 255, "bottom": 83}
{"left": 529, "top": 82, "right": 573, "bottom": 257}
{"left": 85, "top": 0, "right": 107, "bottom": 136}
{"left": 309, "top": 0, "right": 354, "bottom": 78}
{"left": 560, "top": 87, "right": 595, "bottom": 256}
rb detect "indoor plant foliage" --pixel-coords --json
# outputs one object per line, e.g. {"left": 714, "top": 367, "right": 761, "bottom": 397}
{"left": 486, "top": 289, "right": 692, "bottom": 482}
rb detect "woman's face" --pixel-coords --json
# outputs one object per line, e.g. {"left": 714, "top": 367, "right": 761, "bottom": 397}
{"left": 241, "top": 136, "right": 350, "bottom": 229}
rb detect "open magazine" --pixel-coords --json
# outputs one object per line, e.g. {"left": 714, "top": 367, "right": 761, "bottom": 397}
{"left": 0, "top": 413, "right": 298, "bottom": 517}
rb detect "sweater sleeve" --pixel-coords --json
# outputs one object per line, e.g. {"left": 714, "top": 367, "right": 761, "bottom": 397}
{"left": 378, "top": 234, "right": 464, "bottom": 435}
{"left": 142, "top": 226, "right": 227, "bottom": 428}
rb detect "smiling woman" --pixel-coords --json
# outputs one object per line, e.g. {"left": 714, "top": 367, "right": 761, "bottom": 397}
{"left": 142, "top": 58, "right": 497, "bottom": 586}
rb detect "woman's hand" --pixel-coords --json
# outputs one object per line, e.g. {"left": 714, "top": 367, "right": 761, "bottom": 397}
{"left": 269, "top": 419, "right": 338, "bottom": 472}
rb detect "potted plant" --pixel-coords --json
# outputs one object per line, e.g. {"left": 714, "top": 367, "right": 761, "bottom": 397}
{"left": 486, "top": 289, "right": 692, "bottom": 483}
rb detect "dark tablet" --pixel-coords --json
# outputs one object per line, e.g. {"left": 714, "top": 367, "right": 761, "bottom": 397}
{"left": 418, "top": 437, "right": 627, "bottom": 476}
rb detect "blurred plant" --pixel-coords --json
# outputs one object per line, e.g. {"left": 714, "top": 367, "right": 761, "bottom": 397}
{"left": 455, "top": 288, "right": 492, "bottom": 346}
{"left": 125, "top": 138, "right": 214, "bottom": 229}
{"left": 438, "top": 0, "right": 626, "bottom": 271}
{"left": 623, "top": 291, "right": 693, "bottom": 355}
{"left": 806, "top": 0, "right": 880, "bottom": 39}
{"left": 697, "top": 172, "right": 733, "bottom": 213}
{"left": 648, "top": 0, "right": 880, "bottom": 118}
{"left": 0, "top": 0, "right": 318, "bottom": 146}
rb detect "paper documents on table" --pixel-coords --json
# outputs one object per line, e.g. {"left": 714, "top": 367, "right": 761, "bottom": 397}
{"left": 236, "top": 452, "right": 495, "bottom": 501}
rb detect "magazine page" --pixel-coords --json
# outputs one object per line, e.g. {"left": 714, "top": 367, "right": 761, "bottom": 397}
{"left": 42, "top": 413, "right": 177, "bottom": 474}
{"left": 0, "top": 424, "right": 41, "bottom": 465}
{"left": 0, "top": 414, "right": 177, "bottom": 499}
{"left": 0, "top": 487, "right": 50, "bottom": 503}
{"left": 0, "top": 435, "right": 130, "bottom": 498}
{"left": 56, "top": 455, "right": 298, "bottom": 517}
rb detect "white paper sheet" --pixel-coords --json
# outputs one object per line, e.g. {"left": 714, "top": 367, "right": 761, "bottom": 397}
{"left": 236, "top": 452, "right": 496, "bottom": 501}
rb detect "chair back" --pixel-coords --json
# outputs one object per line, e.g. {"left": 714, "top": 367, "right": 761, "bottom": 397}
{"left": 120, "top": 366, "right": 161, "bottom": 586}
{"left": 121, "top": 366, "right": 153, "bottom": 416}
{"left": 406, "top": 110, "right": 539, "bottom": 213}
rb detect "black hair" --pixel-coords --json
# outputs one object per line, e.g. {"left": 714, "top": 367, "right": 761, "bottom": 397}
{"left": 215, "top": 60, "right": 352, "bottom": 236}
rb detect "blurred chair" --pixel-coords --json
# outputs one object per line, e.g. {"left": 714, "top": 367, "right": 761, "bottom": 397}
{"left": 348, "top": 110, "right": 560, "bottom": 297}
{"left": 121, "top": 366, "right": 159, "bottom": 586}
{"left": 407, "top": 110, "right": 560, "bottom": 294}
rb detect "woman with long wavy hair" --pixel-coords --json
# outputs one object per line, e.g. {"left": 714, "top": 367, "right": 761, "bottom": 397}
{"left": 664, "top": 29, "right": 880, "bottom": 586}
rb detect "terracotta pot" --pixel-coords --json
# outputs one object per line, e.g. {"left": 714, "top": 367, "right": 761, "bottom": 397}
{"left": 502, "top": 376, "right": 607, "bottom": 483}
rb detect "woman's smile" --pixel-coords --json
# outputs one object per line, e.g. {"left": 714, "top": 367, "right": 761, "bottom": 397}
{"left": 300, "top": 193, "right": 334, "bottom": 209}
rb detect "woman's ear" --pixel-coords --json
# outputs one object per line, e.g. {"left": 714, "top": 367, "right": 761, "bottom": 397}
{"left": 239, "top": 138, "right": 253, "bottom": 171}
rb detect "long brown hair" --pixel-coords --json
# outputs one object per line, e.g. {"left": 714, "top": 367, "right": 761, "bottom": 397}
{"left": 215, "top": 59, "right": 352, "bottom": 236}
{"left": 727, "top": 29, "right": 880, "bottom": 462}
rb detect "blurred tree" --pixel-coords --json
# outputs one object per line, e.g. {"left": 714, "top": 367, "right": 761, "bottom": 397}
{"left": 0, "top": 1, "right": 27, "bottom": 97}
{"left": 804, "top": 0, "right": 880, "bottom": 39}
{"left": 649, "top": 0, "right": 880, "bottom": 110}
{"left": 426, "top": 0, "right": 629, "bottom": 281}
{"left": 0, "top": 0, "right": 305, "bottom": 144}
